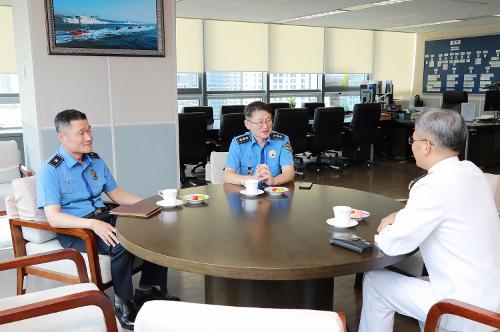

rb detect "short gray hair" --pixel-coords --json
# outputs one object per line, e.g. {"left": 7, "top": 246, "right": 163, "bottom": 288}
{"left": 415, "top": 108, "right": 467, "bottom": 152}
{"left": 54, "top": 109, "right": 87, "bottom": 133}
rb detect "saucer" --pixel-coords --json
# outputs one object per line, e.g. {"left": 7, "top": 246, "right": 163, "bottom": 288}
{"left": 183, "top": 194, "right": 209, "bottom": 204}
{"left": 326, "top": 218, "right": 358, "bottom": 228}
{"left": 240, "top": 189, "right": 264, "bottom": 196}
{"left": 156, "top": 199, "right": 183, "bottom": 208}
{"left": 264, "top": 186, "right": 289, "bottom": 195}
{"left": 351, "top": 209, "right": 370, "bottom": 220}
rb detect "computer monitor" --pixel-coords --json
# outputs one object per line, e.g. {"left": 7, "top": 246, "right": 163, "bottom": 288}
{"left": 483, "top": 90, "right": 500, "bottom": 112}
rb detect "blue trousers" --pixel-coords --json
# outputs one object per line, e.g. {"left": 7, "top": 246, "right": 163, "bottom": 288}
{"left": 58, "top": 211, "right": 167, "bottom": 300}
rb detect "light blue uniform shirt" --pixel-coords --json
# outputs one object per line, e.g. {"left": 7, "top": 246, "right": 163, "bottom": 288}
{"left": 37, "top": 147, "right": 117, "bottom": 218}
{"left": 224, "top": 131, "right": 294, "bottom": 177}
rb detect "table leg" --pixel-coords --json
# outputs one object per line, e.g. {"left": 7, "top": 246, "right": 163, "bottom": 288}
{"left": 205, "top": 276, "right": 334, "bottom": 310}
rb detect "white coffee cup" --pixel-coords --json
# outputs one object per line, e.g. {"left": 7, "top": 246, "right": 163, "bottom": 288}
{"left": 242, "top": 179, "right": 259, "bottom": 194}
{"left": 158, "top": 189, "right": 177, "bottom": 205}
{"left": 333, "top": 205, "right": 352, "bottom": 226}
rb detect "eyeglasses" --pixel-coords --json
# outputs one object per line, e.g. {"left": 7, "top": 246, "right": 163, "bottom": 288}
{"left": 246, "top": 118, "right": 272, "bottom": 128}
{"left": 408, "top": 137, "right": 434, "bottom": 146}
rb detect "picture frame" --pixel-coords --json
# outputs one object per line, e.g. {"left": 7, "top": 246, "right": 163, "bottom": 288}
{"left": 45, "top": 0, "right": 165, "bottom": 57}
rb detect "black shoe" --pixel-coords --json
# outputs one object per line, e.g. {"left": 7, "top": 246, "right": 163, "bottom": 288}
{"left": 134, "top": 287, "right": 180, "bottom": 310}
{"left": 114, "top": 300, "right": 137, "bottom": 330}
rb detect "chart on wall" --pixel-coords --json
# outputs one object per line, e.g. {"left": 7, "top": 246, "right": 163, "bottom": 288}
{"left": 423, "top": 34, "right": 500, "bottom": 94}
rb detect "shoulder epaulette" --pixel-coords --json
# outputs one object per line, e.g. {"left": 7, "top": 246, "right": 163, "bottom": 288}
{"left": 48, "top": 154, "right": 64, "bottom": 168}
{"left": 87, "top": 152, "right": 100, "bottom": 159}
{"left": 270, "top": 132, "right": 285, "bottom": 140}
{"left": 236, "top": 134, "right": 251, "bottom": 144}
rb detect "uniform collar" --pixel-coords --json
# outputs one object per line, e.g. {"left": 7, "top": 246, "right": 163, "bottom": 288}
{"left": 57, "top": 146, "right": 92, "bottom": 168}
{"left": 249, "top": 130, "right": 273, "bottom": 146}
{"left": 428, "top": 156, "right": 459, "bottom": 174}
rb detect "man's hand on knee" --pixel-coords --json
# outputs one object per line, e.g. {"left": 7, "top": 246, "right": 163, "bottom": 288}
{"left": 90, "top": 219, "right": 119, "bottom": 247}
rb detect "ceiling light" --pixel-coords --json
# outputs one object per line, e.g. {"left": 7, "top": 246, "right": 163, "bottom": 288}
{"left": 389, "top": 19, "right": 462, "bottom": 29}
{"left": 277, "top": 10, "right": 347, "bottom": 23}
{"left": 344, "top": 0, "right": 413, "bottom": 11}
{"left": 494, "top": 14, "right": 500, "bottom": 17}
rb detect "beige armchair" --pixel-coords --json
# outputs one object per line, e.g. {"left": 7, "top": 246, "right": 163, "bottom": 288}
{"left": 6, "top": 175, "right": 140, "bottom": 295}
{"left": 0, "top": 248, "right": 119, "bottom": 332}
{"left": 0, "top": 140, "right": 30, "bottom": 213}
{"left": 424, "top": 299, "right": 500, "bottom": 331}
{"left": 135, "top": 301, "right": 346, "bottom": 332}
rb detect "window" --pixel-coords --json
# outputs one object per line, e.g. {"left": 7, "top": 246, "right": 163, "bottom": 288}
{"left": 208, "top": 97, "right": 262, "bottom": 119}
{"left": 269, "top": 73, "right": 320, "bottom": 91}
{"left": 0, "top": 74, "right": 19, "bottom": 94}
{"left": 325, "top": 93, "right": 360, "bottom": 112}
{"left": 176, "top": 73, "right": 199, "bottom": 89}
{"left": 177, "top": 98, "right": 200, "bottom": 112}
{"left": 324, "top": 74, "right": 369, "bottom": 90}
{"left": 270, "top": 96, "right": 318, "bottom": 108}
{"left": 0, "top": 74, "right": 21, "bottom": 128}
{"left": 206, "top": 72, "right": 264, "bottom": 92}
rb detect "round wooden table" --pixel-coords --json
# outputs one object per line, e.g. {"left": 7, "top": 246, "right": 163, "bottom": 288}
{"left": 117, "top": 183, "right": 407, "bottom": 310}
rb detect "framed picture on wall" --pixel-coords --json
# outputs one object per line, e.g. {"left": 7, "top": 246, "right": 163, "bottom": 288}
{"left": 45, "top": 0, "right": 165, "bottom": 56}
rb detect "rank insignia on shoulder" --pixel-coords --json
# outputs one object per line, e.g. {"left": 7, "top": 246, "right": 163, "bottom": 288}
{"left": 48, "top": 154, "right": 64, "bottom": 168}
{"left": 283, "top": 142, "right": 293, "bottom": 153}
{"left": 87, "top": 152, "right": 100, "bottom": 159}
{"left": 270, "top": 132, "right": 285, "bottom": 140}
{"left": 237, "top": 134, "right": 251, "bottom": 144}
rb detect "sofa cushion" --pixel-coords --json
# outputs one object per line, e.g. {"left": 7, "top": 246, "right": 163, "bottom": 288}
{"left": 0, "top": 283, "right": 120, "bottom": 332}
{"left": 0, "top": 183, "right": 13, "bottom": 212}
{"left": 0, "top": 166, "right": 20, "bottom": 184}
{"left": 4, "top": 195, "right": 18, "bottom": 218}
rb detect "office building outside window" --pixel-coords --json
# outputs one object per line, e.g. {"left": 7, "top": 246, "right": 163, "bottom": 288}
{"left": 0, "top": 74, "right": 21, "bottom": 128}
{"left": 176, "top": 73, "right": 199, "bottom": 89}
{"left": 206, "top": 72, "right": 263, "bottom": 91}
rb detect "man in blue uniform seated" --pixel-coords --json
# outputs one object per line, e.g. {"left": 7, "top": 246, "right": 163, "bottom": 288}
{"left": 223, "top": 101, "right": 295, "bottom": 186}
{"left": 37, "top": 109, "right": 179, "bottom": 330}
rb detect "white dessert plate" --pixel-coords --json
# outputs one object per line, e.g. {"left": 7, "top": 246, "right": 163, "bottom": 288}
{"left": 326, "top": 218, "right": 358, "bottom": 228}
{"left": 264, "top": 187, "right": 289, "bottom": 195}
{"left": 183, "top": 194, "right": 209, "bottom": 204}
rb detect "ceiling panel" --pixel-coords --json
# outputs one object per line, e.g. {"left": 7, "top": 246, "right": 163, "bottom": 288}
{"left": 176, "top": 0, "right": 500, "bottom": 33}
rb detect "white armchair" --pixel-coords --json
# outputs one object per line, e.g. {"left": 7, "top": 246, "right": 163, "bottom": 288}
{"left": 135, "top": 301, "right": 346, "bottom": 332}
{"left": 6, "top": 175, "right": 140, "bottom": 294}
{"left": 0, "top": 248, "right": 119, "bottom": 332}
{"left": 205, "top": 151, "right": 228, "bottom": 184}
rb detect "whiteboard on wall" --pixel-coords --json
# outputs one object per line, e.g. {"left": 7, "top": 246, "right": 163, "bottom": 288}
{"left": 423, "top": 34, "right": 500, "bottom": 94}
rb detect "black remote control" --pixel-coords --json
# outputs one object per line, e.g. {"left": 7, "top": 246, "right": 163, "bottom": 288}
{"left": 330, "top": 234, "right": 374, "bottom": 253}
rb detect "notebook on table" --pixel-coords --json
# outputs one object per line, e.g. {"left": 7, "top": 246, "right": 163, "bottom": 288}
{"left": 109, "top": 202, "right": 160, "bottom": 218}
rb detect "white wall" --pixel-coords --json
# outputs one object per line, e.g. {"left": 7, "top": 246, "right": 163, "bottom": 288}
{"left": 10, "top": 0, "right": 180, "bottom": 194}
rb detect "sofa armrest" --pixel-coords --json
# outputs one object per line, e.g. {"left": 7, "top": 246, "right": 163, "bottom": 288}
{"left": 0, "top": 289, "right": 118, "bottom": 331}
{"left": 19, "top": 164, "right": 33, "bottom": 177}
{"left": 0, "top": 248, "right": 88, "bottom": 283}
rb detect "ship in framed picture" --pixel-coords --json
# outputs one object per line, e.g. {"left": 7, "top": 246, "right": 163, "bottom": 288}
{"left": 45, "top": 0, "right": 165, "bottom": 56}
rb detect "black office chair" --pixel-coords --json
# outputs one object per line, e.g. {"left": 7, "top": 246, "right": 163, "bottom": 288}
{"left": 308, "top": 107, "right": 345, "bottom": 173}
{"left": 182, "top": 106, "right": 214, "bottom": 124}
{"left": 178, "top": 113, "right": 208, "bottom": 187}
{"left": 273, "top": 108, "right": 309, "bottom": 176}
{"left": 219, "top": 113, "right": 247, "bottom": 152}
{"left": 220, "top": 105, "right": 245, "bottom": 116}
{"left": 303, "top": 102, "right": 325, "bottom": 120}
{"left": 268, "top": 102, "right": 290, "bottom": 119}
{"left": 441, "top": 91, "right": 468, "bottom": 113}
{"left": 342, "top": 103, "right": 381, "bottom": 167}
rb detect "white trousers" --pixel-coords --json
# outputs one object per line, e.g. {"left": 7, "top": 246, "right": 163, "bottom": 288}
{"left": 358, "top": 270, "right": 435, "bottom": 332}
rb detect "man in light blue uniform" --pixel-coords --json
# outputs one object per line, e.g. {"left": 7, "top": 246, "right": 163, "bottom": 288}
{"left": 37, "top": 109, "right": 178, "bottom": 330}
{"left": 224, "top": 101, "right": 295, "bottom": 187}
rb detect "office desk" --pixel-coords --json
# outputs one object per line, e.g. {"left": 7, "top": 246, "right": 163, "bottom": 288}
{"left": 117, "top": 183, "right": 408, "bottom": 310}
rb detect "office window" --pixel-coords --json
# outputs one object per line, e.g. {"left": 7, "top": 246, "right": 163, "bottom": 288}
{"left": 177, "top": 98, "right": 200, "bottom": 112}
{"left": 0, "top": 74, "right": 21, "bottom": 128}
{"left": 206, "top": 72, "right": 264, "bottom": 92}
{"left": 0, "top": 74, "right": 19, "bottom": 94}
{"left": 325, "top": 93, "right": 360, "bottom": 112}
{"left": 270, "top": 96, "right": 318, "bottom": 108}
{"left": 269, "top": 73, "right": 320, "bottom": 90}
{"left": 208, "top": 97, "right": 262, "bottom": 120}
{"left": 0, "top": 103, "right": 21, "bottom": 128}
{"left": 325, "top": 74, "right": 369, "bottom": 89}
{"left": 176, "top": 73, "right": 200, "bottom": 89}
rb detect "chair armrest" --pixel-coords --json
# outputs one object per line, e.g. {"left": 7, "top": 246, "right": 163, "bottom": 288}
{"left": 0, "top": 290, "right": 118, "bottom": 331}
{"left": 19, "top": 164, "right": 33, "bottom": 177}
{"left": 0, "top": 249, "right": 88, "bottom": 283}
{"left": 9, "top": 218, "right": 103, "bottom": 286}
{"left": 424, "top": 299, "right": 500, "bottom": 332}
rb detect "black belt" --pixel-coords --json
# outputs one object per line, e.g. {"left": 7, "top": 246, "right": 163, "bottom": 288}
{"left": 82, "top": 207, "right": 107, "bottom": 219}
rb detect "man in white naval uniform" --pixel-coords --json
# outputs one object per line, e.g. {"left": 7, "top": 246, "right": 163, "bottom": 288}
{"left": 359, "top": 108, "right": 500, "bottom": 332}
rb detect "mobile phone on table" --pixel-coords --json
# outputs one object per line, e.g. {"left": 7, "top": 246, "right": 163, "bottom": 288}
{"left": 299, "top": 182, "right": 313, "bottom": 189}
